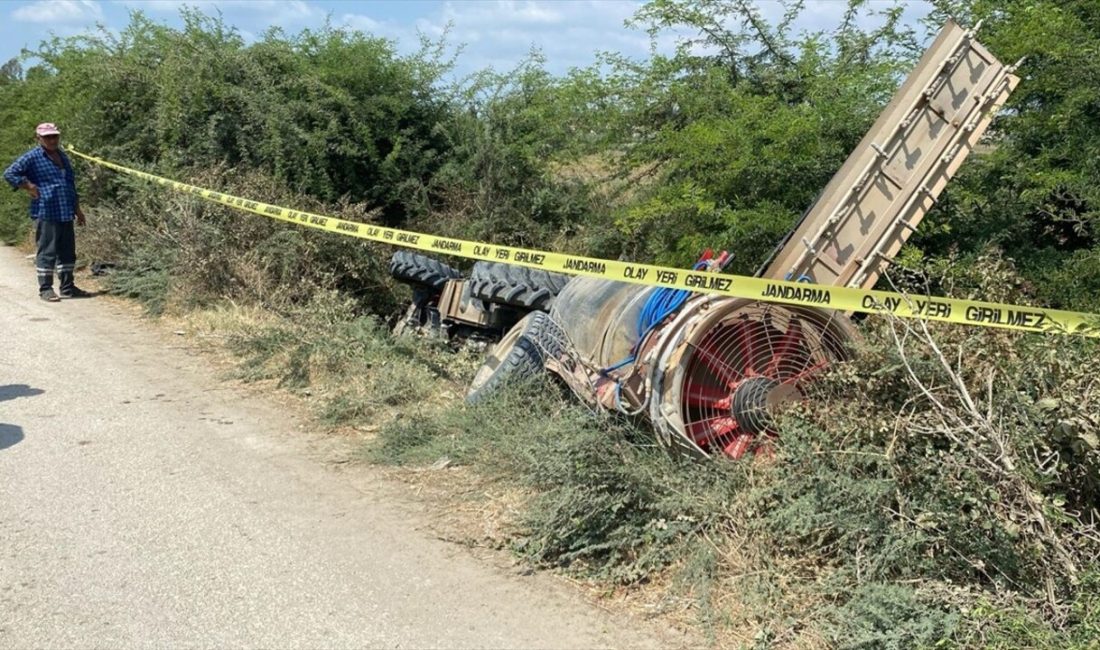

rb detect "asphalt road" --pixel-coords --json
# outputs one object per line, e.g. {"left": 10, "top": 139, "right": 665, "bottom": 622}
{"left": 0, "top": 245, "right": 683, "bottom": 648}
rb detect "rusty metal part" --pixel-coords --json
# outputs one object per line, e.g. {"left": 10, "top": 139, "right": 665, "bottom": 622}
{"left": 438, "top": 280, "right": 495, "bottom": 329}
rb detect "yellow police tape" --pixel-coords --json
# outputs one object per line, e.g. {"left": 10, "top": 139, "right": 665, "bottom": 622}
{"left": 69, "top": 147, "right": 1100, "bottom": 338}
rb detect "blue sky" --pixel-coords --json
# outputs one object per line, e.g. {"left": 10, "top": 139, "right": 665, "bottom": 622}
{"left": 1, "top": 1, "right": 935, "bottom": 77}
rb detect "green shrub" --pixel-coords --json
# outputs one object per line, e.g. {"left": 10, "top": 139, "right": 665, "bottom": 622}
{"left": 103, "top": 244, "right": 175, "bottom": 315}
{"left": 824, "top": 583, "right": 958, "bottom": 650}
{"left": 368, "top": 258, "right": 1100, "bottom": 645}
{"left": 372, "top": 381, "right": 752, "bottom": 586}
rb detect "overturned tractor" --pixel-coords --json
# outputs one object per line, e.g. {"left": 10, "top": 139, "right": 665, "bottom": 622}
{"left": 392, "top": 20, "right": 1020, "bottom": 460}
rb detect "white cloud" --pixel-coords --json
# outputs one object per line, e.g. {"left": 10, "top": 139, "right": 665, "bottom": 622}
{"left": 127, "top": 0, "right": 300, "bottom": 11}
{"left": 12, "top": 0, "right": 103, "bottom": 24}
{"left": 340, "top": 13, "right": 380, "bottom": 32}
{"left": 338, "top": 11, "right": 418, "bottom": 50}
{"left": 439, "top": 0, "right": 567, "bottom": 27}
{"left": 122, "top": 0, "right": 319, "bottom": 24}
{"left": 120, "top": 0, "right": 193, "bottom": 10}
{"left": 405, "top": 0, "right": 648, "bottom": 73}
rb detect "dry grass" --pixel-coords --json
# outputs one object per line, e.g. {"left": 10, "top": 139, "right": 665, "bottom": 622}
{"left": 550, "top": 152, "right": 664, "bottom": 207}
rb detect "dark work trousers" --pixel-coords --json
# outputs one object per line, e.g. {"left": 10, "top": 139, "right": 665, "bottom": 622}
{"left": 35, "top": 219, "right": 76, "bottom": 294}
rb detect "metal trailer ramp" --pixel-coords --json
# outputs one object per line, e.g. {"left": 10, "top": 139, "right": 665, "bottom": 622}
{"left": 761, "top": 19, "right": 1020, "bottom": 289}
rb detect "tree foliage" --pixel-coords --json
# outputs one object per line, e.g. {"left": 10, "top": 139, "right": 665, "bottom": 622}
{"left": 913, "top": 0, "right": 1100, "bottom": 309}
{"left": 23, "top": 11, "right": 452, "bottom": 225}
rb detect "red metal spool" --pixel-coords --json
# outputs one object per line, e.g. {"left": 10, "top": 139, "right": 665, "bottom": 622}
{"left": 675, "top": 304, "right": 856, "bottom": 459}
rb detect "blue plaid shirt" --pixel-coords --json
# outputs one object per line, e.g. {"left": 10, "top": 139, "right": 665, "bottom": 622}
{"left": 4, "top": 146, "right": 80, "bottom": 222}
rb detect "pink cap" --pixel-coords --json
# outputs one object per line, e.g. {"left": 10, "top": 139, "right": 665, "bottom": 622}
{"left": 35, "top": 123, "right": 61, "bottom": 136}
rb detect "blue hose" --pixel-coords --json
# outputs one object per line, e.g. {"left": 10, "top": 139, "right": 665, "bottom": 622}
{"left": 601, "top": 262, "right": 708, "bottom": 414}
{"left": 600, "top": 261, "right": 707, "bottom": 377}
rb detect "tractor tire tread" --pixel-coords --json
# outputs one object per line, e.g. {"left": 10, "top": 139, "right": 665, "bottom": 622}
{"left": 465, "top": 312, "right": 562, "bottom": 404}
{"left": 468, "top": 261, "right": 570, "bottom": 312}
{"left": 388, "top": 250, "right": 462, "bottom": 291}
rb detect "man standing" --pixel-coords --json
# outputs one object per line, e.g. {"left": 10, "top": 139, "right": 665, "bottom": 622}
{"left": 4, "top": 122, "right": 90, "bottom": 302}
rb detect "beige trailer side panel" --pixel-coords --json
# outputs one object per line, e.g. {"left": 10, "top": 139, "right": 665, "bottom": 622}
{"left": 761, "top": 20, "right": 1018, "bottom": 289}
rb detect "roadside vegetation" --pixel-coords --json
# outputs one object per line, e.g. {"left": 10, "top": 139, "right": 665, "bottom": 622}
{"left": 2, "top": 0, "right": 1098, "bottom": 646}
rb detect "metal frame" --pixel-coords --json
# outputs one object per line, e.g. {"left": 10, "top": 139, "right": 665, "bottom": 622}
{"left": 761, "top": 20, "right": 1020, "bottom": 290}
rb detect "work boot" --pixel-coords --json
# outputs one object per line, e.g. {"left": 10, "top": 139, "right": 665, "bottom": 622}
{"left": 40, "top": 288, "right": 60, "bottom": 302}
{"left": 60, "top": 286, "right": 93, "bottom": 298}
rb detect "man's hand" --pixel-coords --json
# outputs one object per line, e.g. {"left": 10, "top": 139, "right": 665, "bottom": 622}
{"left": 21, "top": 182, "right": 38, "bottom": 200}
{"left": 76, "top": 207, "right": 86, "bottom": 227}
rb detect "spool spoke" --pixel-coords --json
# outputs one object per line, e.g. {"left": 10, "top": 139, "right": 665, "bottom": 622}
{"left": 683, "top": 385, "right": 732, "bottom": 409}
{"left": 689, "top": 340, "right": 741, "bottom": 388}
{"left": 686, "top": 415, "right": 739, "bottom": 445}
{"left": 723, "top": 433, "right": 755, "bottom": 459}
{"left": 766, "top": 319, "right": 803, "bottom": 377}
{"left": 737, "top": 321, "right": 758, "bottom": 375}
{"left": 784, "top": 358, "right": 831, "bottom": 384}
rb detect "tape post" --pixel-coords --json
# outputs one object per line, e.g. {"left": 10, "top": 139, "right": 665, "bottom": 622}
{"left": 68, "top": 147, "right": 1100, "bottom": 338}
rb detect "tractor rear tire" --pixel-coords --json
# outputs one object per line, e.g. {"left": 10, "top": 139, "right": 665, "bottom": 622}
{"left": 468, "top": 261, "right": 570, "bottom": 312}
{"left": 388, "top": 251, "right": 462, "bottom": 291}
